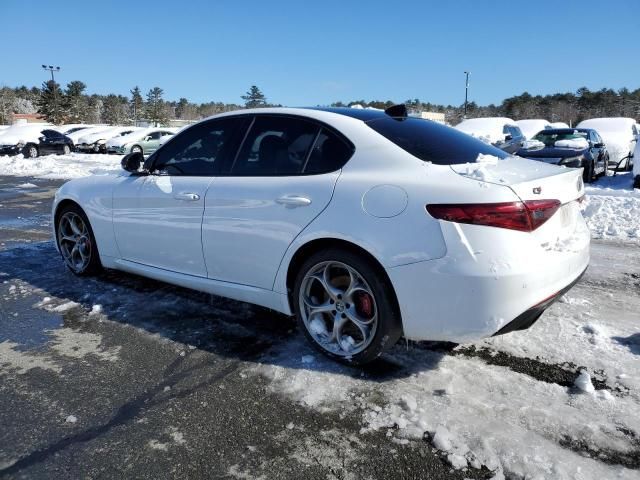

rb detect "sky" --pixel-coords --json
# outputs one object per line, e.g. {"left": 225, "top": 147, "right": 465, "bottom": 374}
{"left": 1, "top": 0, "right": 639, "bottom": 107}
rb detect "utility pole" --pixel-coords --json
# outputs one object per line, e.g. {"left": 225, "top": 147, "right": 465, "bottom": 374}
{"left": 42, "top": 65, "right": 61, "bottom": 123}
{"left": 463, "top": 71, "right": 470, "bottom": 119}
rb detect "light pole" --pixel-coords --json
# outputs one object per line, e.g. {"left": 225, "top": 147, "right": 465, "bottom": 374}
{"left": 42, "top": 65, "right": 61, "bottom": 123}
{"left": 463, "top": 71, "right": 470, "bottom": 119}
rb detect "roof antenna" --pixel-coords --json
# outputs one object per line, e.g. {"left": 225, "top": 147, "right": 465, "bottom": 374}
{"left": 384, "top": 104, "right": 408, "bottom": 119}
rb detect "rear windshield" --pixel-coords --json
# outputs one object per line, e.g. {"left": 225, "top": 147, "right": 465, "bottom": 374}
{"left": 365, "top": 117, "right": 508, "bottom": 164}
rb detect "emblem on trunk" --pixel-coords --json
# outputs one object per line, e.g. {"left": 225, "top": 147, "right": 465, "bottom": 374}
{"left": 533, "top": 186, "right": 542, "bottom": 194}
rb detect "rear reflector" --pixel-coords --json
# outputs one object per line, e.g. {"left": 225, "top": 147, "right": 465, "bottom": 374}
{"left": 426, "top": 200, "right": 561, "bottom": 232}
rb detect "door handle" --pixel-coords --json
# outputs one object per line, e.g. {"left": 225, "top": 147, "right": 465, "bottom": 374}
{"left": 276, "top": 195, "right": 312, "bottom": 207}
{"left": 174, "top": 192, "right": 200, "bottom": 201}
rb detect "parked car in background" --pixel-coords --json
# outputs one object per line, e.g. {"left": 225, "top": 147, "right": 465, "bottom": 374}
{"left": 517, "top": 128, "right": 608, "bottom": 182}
{"left": 65, "top": 125, "right": 109, "bottom": 147}
{"left": 76, "top": 126, "right": 139, "bottom": 153}
{"left": 576, "top": 118, "right": 638, "bottom": 171}
{"left": 516, "top": 119, "right": 551, "bottom": 140}
{"left": 549, "top": 122, "right": 570, "bottom": 129}
{"left": 0, "top": 123, "right": 53, "bottom": 157}
{"left": 106, "top": 128, "right": 176, "bottom": 155}
{"left": 455, "top": 117, "right": 525, "bottom": 153}
{"left": 34, "top": 129, "right": 74, "bottom": 156}
{"left": 52, "top": 106, "right": 589, "bottom": 364}
{"left": 53, "top": 124, "right": 92, "bottom": 136}
{"left": 0, "top": 125, "right": 10, "bottom": 133}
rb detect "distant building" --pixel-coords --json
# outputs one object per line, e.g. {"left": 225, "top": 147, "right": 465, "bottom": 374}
{"left": 12, "top": 113, "right": 47, "bottom": 124}
{"left": 409, "top": 111, "right": 446, "bottom": 124}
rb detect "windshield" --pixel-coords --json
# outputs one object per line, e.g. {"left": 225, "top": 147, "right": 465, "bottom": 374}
{"left": 532, "top": 130, "right": 587, "bottom": 147}
{"left": 366, "top": 117, "right": 508, "bottom": 164}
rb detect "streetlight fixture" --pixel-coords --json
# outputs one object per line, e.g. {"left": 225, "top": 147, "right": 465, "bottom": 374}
{"left": 463, "top": 71, "right": 470, "bottom": 119}
{"left": 42, "top": 65, "right": 61, "bottom": 123}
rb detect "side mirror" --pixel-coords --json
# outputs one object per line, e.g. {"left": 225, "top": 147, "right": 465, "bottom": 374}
{"left": 121, "top": 151, "right": 144, "bottom": 172}
{"left": 143, "top": 136, "right": 151, "bottom": 142}
{"left": 594, "top": 142, "right": 604, "bottom": 148}
{"left": 39, "top": 136, "right": 46, "bottom": 142}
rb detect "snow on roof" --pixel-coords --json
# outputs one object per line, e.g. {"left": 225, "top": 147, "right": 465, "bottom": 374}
{"left": 455, "top": 117, "right": 516, "bottom": 143}
{"left": 516, "top": 119, "right": 551, "bottom": 139}
{"left": 577, "top": 117, "right": 637, "bottom": 133}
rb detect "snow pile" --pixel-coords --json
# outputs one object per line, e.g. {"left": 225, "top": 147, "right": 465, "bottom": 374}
{"left": 581, "top": 173, "right": 640, "bottom": 241}
{"left": 555, "top": 138, "right": 589, "bottom": 149}
{"left": 574, "top": 370, "right": 595, "bottom": 393}
{"left": 0, "top": 152, "right": 123, "bottom": 179}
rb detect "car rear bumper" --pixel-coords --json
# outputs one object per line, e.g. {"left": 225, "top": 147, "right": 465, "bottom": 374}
{"left": 386, "top": 217, "right": 590, "bottom": 343}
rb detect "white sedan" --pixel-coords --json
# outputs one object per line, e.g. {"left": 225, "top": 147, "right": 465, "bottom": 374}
{"left": 52, "top": 106, "right": 590, "bottom": 364}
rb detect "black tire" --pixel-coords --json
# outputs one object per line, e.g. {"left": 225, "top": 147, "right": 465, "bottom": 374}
{"left": 601, "top": 154, "right": 609, "bottom": 177}
{"left": 55, "top": 203, "right": 102, "bottom": 276}
{"left": 582, "top": 160, "right": 594, "bottom": 183}
{"left": 23, "top": 144, "right": 39, "bottom": 158}
{"left": 292, "top": 248, "right": 402, "bottom": 365}
{"left": 131, "top": 145, "right": 143, "bottom": 154}
{"left": 633, "top": 175, "right": 640, "bottom": 190}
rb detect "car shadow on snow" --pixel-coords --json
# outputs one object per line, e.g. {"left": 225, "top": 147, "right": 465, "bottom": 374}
{"left": 611, "top": 333, "right": 640, "bottom": 356}
{"left": 0, "top": 242, "right": 446, "bottom": 382}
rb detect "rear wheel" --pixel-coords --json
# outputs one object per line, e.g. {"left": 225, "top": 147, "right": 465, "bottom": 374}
{"left": 56, "top": 204, "right": 102, "bottom": 276}
{"left": 293, "top": 249, "right": 402, "bottom": 365}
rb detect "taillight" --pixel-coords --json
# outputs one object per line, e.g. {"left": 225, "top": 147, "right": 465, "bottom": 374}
{"left": 426, "top": 199, "right": 560, "bottom": 232}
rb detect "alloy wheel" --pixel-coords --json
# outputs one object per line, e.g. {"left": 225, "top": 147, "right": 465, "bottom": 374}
{"left": 57, "top": 212, "right": 92, "bottom": 273}
{"left": 299, "top": 261, "right": 378, "bottom": 356}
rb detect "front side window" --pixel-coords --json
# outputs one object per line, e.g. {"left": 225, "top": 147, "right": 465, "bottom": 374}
{"left": 150, "top": 118, "right": 241, "bottom": 176}
{"left": 231, "top": 116, "right": 320, "bottom": 176}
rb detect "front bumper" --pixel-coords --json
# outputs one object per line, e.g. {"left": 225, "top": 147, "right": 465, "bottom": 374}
{"left": 0, "top": 145, "right": 22, "bottom": 156}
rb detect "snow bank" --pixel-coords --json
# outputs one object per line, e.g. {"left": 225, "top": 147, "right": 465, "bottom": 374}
{"left": 581, "top": 173, "right": 640, "bottom": 241}
{"left": 0, "top": 152, "right": 123, "bottom": 179}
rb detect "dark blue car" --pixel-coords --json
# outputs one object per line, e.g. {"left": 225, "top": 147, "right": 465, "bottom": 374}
{"left": 517, "top": 128, "right": 609, "bottom": 183}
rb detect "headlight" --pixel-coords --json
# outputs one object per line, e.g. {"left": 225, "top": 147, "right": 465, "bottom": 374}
{"left": 558, "top": 156, "right": 584, "bottom": 168}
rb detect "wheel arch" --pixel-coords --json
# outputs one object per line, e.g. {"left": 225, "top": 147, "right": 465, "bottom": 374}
{"left": 284, "top": 237, "right": 401, "bottom": 319}
{"left": 53, "top": 199, "right": 83, "bottom": 236}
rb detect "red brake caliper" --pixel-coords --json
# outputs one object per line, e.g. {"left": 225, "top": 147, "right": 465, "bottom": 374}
{"left": 354, "top": 291, "right": 374, "bottom": 319}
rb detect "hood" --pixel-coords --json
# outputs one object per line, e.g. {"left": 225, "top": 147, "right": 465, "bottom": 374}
{"left": 517, "top": 145, "right": 588, "bottom": 158}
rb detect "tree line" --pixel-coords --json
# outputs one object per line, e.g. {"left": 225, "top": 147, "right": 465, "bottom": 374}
{"left": 0, "top": 81, "right": 638, "bottom": 126}
{"left": 334, "top": 87, "right": 640, "bottom": 125}
{"left": 0, "top": 83, "right": 272, "bottom": 126}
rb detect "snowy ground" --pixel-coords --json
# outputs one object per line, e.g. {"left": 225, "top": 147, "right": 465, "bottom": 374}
{"left": 0, "top": 157, "right": 639, "bottom": 479}
{"left": 0, "top": 152, "right": 123, "bottom": 179}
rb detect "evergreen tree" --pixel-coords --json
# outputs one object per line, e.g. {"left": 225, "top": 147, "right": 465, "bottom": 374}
{"left": 130, "top": 86, "right": 144, "bottom": 125}
{"left": 64, "top": 81, "right": 88, "bottom": 123}
{"left": 37, "top": 80, "right": 64, "bottom": 124}
{"left": 241, "top": 85, "right": 267, "bottom": 108}
{"left": 175, "top": 97, "right": 189, "bottom": 119}
{"left": 102, "top": 94, "right": 128, "bottom": 125}
{"left": 145, "top": 87, "right": 168, "bottom": 126}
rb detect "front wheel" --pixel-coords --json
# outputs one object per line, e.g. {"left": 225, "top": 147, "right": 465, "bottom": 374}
{"left": 23, "top": 144, "right": 38, "bottom": 158}
{"left": 293, "top": 249, "right": 402, "bottom": 365}
{"left": 56, "top": 204, "right": 102, "bottom": 276}
{"left": 62, "top": 144, "right": 71, "bottom": 155}
{"left": 582, "top": 160, "right": 594, "bottom": 183}
{"left": 131, "top": 145, "right": 143, "bottom": 154}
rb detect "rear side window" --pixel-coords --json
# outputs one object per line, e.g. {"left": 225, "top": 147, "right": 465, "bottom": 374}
{"left": 366, "top": 117, "right": 508, "bottom": 164}
{"left": 151, "top": 118, "right": 241, "bottom": 176}
{"left": 231, "top": 116, "right": 319, "bottom": 176}
{"left": 304, "top": 128, "right": 353, "bottom": 174}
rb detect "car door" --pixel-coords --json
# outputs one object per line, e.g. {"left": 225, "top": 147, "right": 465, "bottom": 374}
{"left": 202, "top": 114, "right": 353, "bottom": 290}
{"left": 141, "top": 131, "right": 162, "bottom": 155}
{"left": 112, "top": 118, "right": 242, "bottom": 277}
{"left": 39, "top": 130, "right": 59, "bottom": 154}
